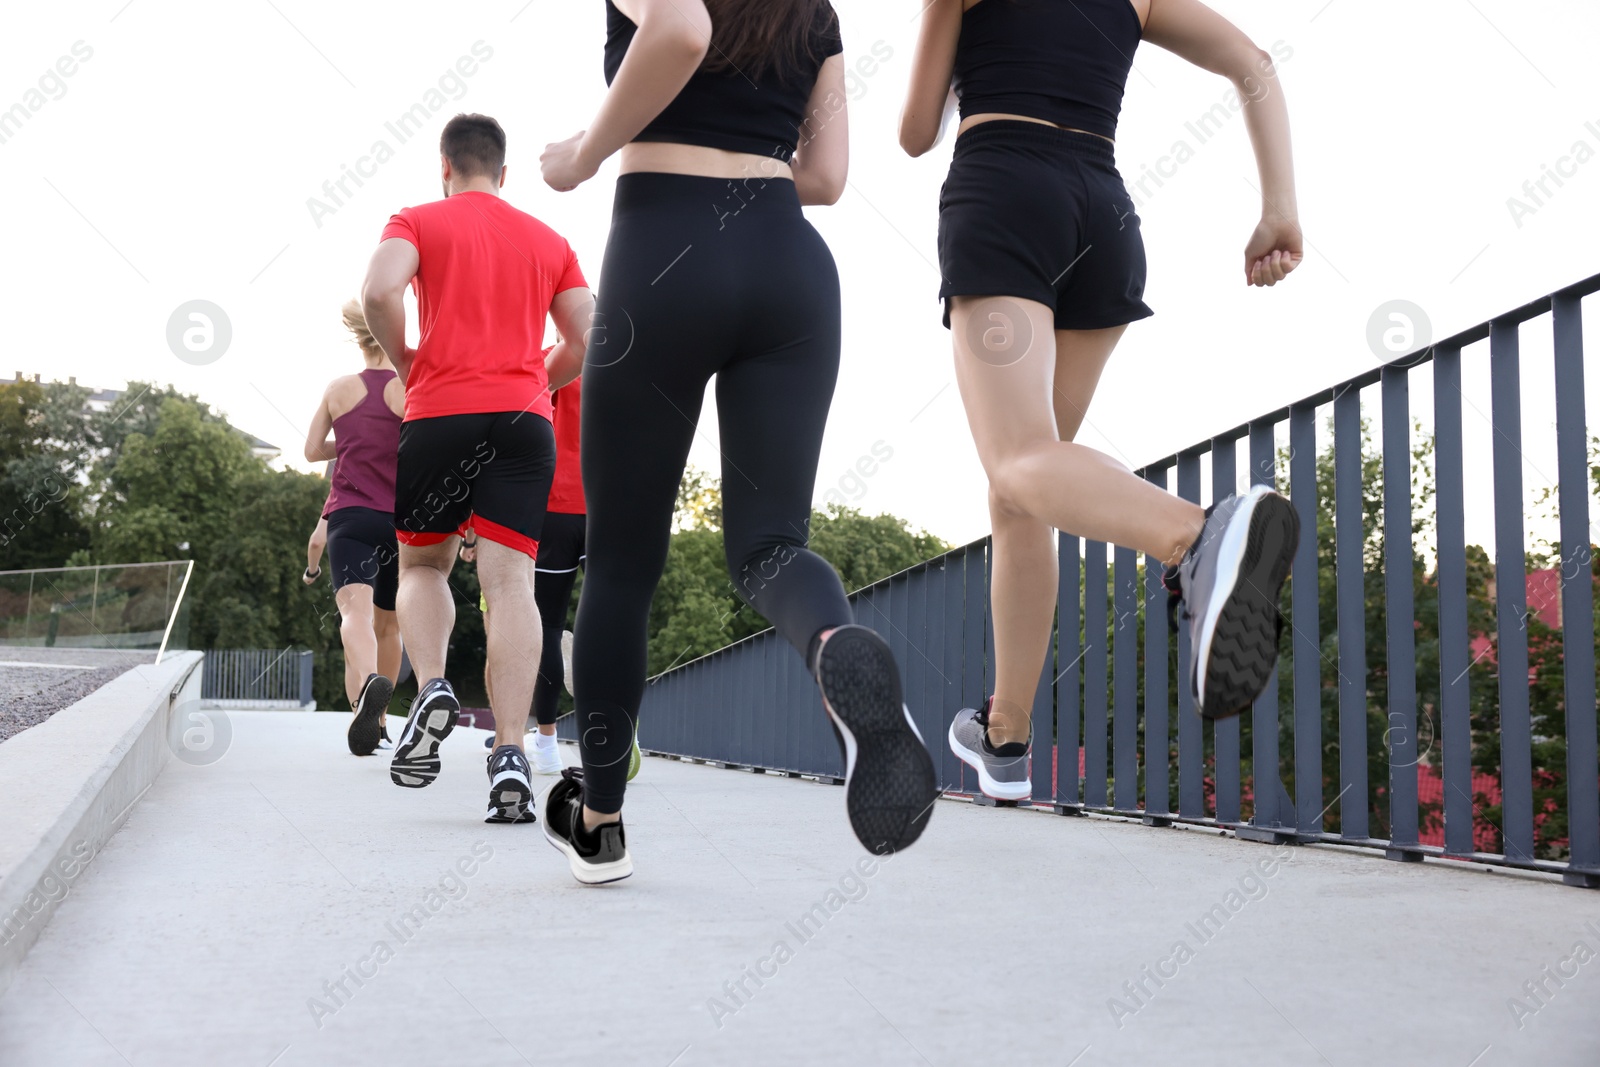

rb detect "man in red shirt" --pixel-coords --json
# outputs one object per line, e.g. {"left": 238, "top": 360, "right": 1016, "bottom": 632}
{"left": 361, "top": 113, "right": 593, "bottom": 824}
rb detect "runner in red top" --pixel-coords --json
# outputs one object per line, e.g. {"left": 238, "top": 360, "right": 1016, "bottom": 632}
{"left": 361, "top": 112, "right": 594, "bottom": 823}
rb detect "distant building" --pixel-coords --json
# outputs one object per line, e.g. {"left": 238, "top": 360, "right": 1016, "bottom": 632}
{"left": 2, "top": 372, "right": 282, "bottom": 462}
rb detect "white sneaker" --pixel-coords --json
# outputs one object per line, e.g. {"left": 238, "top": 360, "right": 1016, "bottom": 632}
{"left": 531, "top": 734, "right": 564, "bottom": 775}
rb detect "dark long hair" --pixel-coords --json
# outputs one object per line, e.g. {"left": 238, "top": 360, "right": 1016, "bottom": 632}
{"left": 702, "top": 0, "right": 837, "bottom": 81}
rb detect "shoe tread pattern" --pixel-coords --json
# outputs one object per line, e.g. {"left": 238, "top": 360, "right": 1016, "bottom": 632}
{"left": 1201, "top": 494, "right": 1300, "bottom": 720}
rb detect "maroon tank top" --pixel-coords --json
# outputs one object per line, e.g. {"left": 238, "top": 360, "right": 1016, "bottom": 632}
{"left": 322, "top": 369, "right": 400, "bottom": 516}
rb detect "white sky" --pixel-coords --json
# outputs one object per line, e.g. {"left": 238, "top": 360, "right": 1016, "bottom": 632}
{"left": 4, "top": 0, "right": 1599, "bottom": 553}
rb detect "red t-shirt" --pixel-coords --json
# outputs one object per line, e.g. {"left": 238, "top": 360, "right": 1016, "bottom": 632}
{"left": 379, "top": 191, "right": 587, "bottom": 422}
{"left": 547, "top": 375, "right": 584, "bottom": 514}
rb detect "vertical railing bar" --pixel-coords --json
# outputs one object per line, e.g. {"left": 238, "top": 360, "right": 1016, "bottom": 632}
{"left": 1113, "top": 544, "right": 1139, "bottom": 810}
{"left": 1144, "top": 465, "right": 1171, "bottom": 819}
{"left": 1552, "top": 293, "right": 1600, "bottom": 881}
{"left": 1434, "top": 345, "right": 1474, "bottom": 856}
{"left": 1334, "top": 382, "right": 1370, "bottom": 840}
{"left": 1382, "top": 365, "right": 1420, "bottom": 851}
{"left": 1248, "top": 419, "right": 1282, "bottom": 829}
{"left": 1212, "top": 437, "right": 1241, "bottom": 824}
{"left": 1490, "top": 318, "right": 1535, "bottom": 862}
{"left": 1084, "top": 539, "right": 1109, "bottom": 809}
{"left": 1288, "top": 403, "right": 1323, "bottom": 836}
{"left": 1058, "top": 533, "right": 1082, "bottom": 808}
{"left": 1176, "top": 453, "right": 1203, "bottom": 819}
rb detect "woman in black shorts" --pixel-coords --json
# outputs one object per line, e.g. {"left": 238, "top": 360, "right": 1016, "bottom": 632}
{"left": 304, "top": 300, "right": 406, "bottom": 756}
{"left": 539, "top": 0, "right": 938, "bottom": 883}
{"left": 903, "top": 0, "right": 1304, "bottom": 798}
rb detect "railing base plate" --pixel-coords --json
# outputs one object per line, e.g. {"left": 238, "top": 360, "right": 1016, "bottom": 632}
{"left": 1562, "top": 871, "right": 1600, "bottom": 889}
{"left": 1384, "top": 847, "right": 1425, "bottom": 863}
{"left": 1236, "top": 825, "right": 1298, "bottom": 845}
{"left": 1142, "top": 815, "right": 1174, "bottom": 827}
{"left": 972, "top": 796, "right": 1019, "bottom": 808}
{"left": 1049, "top": 804, "right": 1087, "bottom": 817}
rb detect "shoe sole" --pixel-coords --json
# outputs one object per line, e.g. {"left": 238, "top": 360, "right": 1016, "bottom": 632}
{"left": 1197, "top": 490, "right": 1300, "bottom": 720}
{"left": 485, "top": 777, "right": 535, "bottom": 823}
{"left": 347, "top": 675, "right": 392, "bottom": 757}
{"left": 816, "top": 626, "right": 938, "bottom": 855}
{"left": 540, "top": 792, "right": 633, "bottom": 884}
{"left": 947, "top": 723, "right": 1033, "bottom": 801}
{"left": 390, "top": 693, "right": 460, "bottom": 788}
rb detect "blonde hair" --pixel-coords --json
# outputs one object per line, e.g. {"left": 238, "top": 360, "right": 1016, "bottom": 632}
{"left": 340, "top": 299, "right": 385, "bottom": 363}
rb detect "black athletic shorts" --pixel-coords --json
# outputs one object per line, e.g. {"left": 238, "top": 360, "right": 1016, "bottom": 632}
{"left": 534, "top": 511, "right": 586, "bottom": 574}
{"left": 326, "top": 506, "right": 399, "bottom": 611}
{"left": 938, "top": 120, "right": 1154, "bottom": 331}
{"left": 394, "top": 411, "right": 555, "bottom": 559}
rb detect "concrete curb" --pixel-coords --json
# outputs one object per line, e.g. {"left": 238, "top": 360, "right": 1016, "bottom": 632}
{"left": 0, "top": 651, "right": 203, "bottom": 997}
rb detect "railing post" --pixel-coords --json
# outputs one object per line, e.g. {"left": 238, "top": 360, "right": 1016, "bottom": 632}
{"left": 1056, "top": 533, "right": 1083, "bottom": 813}
{"left": 1381, "top": 365, "right": 1420, "bottom": 859}
{"left": 1084, "top": 540, "right": 1109, "bottom": 809}
{"left": 1334, "top": 382, "right": 1369, "bottom": 841}
{"left": 1490, "top": 319, "right": 1535, "bottom": 862}
{"left": 1212, "top": 437, "right": 1241, "bottom": 824}
{"left": 1144, "top": 465, "right": 1172, "bottom": 826}
{"left": 1288, "top": 402, "right": 1323, "bottom": 837}
{"left": 1113, "top": 544, "right": 1139, "bottom": 811}
{"left": 1239, "top": 419, "right": 1293, "bottom": 843}
{"left": 1433, "top": 345, "right": 1474, "bottom": 856}
{"left": 1552, "top": 292, "right": 1600, "bottom": 887}
{"left": 299, "top": 650, "right": 313, "bottom": 709}
{"left": 1176, "top": 452, "right": 1204, "bottom": 819}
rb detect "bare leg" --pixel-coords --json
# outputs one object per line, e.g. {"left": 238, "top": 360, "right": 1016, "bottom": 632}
{"left": 950, "top": 296, "right": 1206, "bottom": 744}
{"left": 396, "top": 540, "right": 458, "bottom": 687}
{"left": 478, "top": 539, "right": 542, "bottom": 751}
{"left": 373, "top": 607, "right": 401, "bottom": 683}
{"left": 336, "top": 584, "right": 378, "bottom": 708}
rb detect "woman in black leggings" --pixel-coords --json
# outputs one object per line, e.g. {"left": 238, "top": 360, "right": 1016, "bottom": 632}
{"left": 540, "top": 0, "right": 937, "bottom": 884}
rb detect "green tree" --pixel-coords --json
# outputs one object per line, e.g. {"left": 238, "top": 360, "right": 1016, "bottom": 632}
{"left": 0, "top": 381, "right": 92, "bottom": 568}
{"left": 645, "top": 469, "right": 949, "bottom": 674}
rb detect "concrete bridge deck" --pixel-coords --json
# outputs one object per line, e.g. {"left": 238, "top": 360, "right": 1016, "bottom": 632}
{"left": 1, "top": 712, "right": 1595, "bottom": 1066}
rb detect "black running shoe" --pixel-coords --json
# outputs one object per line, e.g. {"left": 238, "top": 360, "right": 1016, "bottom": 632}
{"left": 485, "top": 744, "right": 536, "bottom": 824}
{"left": 378, "top": 724, "right": 392, "bottom": 750}
{"left": 1165, "top": 485, "right": 1300, "bottom": 720}
{"left": 347, "top": 673, "right": 392, "bottom": 757}
{"left": 814, "top": 625, "right": 938, "bottom": 855}
{"left": 541, "top": 768, "right": 632, "bottom": 884}
{"left": 390, "top": 678, "right": 460, "bottom": 788}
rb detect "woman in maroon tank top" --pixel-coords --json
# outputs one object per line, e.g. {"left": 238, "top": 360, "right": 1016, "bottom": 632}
{"left": 303, "top": 300, "right": 407, "bottom": 756}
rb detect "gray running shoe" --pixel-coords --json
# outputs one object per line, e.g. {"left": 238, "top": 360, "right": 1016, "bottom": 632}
{"left": 948, "top": 698, "right": 1032, "bottom": 800}
{"left": 485, "top": 744, "right": 536, "bottom": 824}
{"left": 390, "top": 678, "right": 460, "bottom": 788}
{"left": 1164, "top": 485, "right": 1300, "bottom": 720}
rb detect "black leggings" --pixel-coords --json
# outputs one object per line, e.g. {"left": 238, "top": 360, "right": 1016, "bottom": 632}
{"left": 532, "top": 512, "right": 585, "bottom": 726}
{"left": 574, "top": 173, "right": 854, "bottom": 813}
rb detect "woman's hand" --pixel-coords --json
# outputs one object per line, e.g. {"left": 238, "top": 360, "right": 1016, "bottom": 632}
{"left": 1244, "top": 217, "right": 1303, "bottom": 287}
{"left": 302, "top": 566, "right": 321, "bottom": 586}
{"left": 542, "top": 132, "right": 597, "bottom": 192}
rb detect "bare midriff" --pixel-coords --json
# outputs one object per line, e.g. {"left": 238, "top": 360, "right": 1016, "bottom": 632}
{"left": 957, "top": 112, "right": 1115, "bottom": 145}
{"left": 619, "top": 142, "right": 794, "bottom": 182}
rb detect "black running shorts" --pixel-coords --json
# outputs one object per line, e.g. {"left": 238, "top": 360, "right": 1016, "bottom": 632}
{"left": 938, "top": 120, "right": 1154, "bottom": 331}
{"left": 534, "top": 511, "right": 586, "bottom": 575}
{"left": 394, "top": 411, "right": 555, "bottom": 559}
{"left": 326, "top": 505, "right": 399, "bottom": 610}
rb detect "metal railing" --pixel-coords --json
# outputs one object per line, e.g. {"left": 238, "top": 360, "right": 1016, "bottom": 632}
{"left": 0, "top": 561, "right": 191, "bottom": 650}
{"left": 560, "top": 272, "right": 1600, "bottom": 889}
{"left": 201, "top": 649, "right": 314, "bottom": 709}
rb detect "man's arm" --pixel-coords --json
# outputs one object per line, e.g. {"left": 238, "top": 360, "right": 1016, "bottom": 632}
{"left": 361, "top": 238, "right": 421, "bottom": 381}
{"left": 545, "top": 286, "right": 595, "bottom": 391}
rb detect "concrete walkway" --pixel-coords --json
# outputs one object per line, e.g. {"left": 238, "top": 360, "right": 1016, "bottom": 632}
{"left": 1, "top": 712, "right": 1596, "bottom": 1067}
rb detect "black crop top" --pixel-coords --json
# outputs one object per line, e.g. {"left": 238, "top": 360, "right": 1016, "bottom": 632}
{"left": 603, "top": 0, "right": 843, "bottom": 164}
{"left": 953, "top": 0, "right": 1143, "bottom": 141}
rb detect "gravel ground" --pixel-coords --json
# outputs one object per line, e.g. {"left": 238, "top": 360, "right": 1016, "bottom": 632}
{"left": 0, "top": 649, "right": 158, "bottom": 743}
